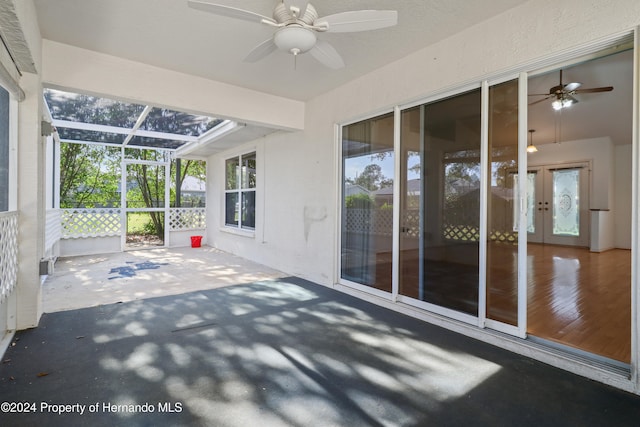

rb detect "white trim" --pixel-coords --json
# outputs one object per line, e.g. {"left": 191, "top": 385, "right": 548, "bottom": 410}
{"left": 222, "top": 151, "right": 257, "bottom": 232}
{"left": 175, "top": 120, "right": 244, "bottom": 157}
{"left": 59, "top": 138, "right": 178, "bottom": 151}
{"left": 485, "top": 318, "right": 521, "bottom": 336}
{"left": 332, "top": 123, "right": 341, "bottom": 287}
{"left": 478, "top": 80, "right": 489, "bottom": 329}
{"left": 399, "top": 82, "right": 482, "bottom": 112}
{"left": 125, "top": 208, "right": 166, "bottom": 213}
{"left": 220, "top": 225, "right": 255, "bottom": 238}
{"left": 52, "top": 119, "right": 198, "bottom": 142}
{"left": 122, "top": 105, "right": 152, "bottom": 146}
{"left": 122, "top": 158, "right": 167, "bottom": 167}
{"left": 631, "top": 26, "right": 640, "bottom": 390}
{"left": 337, "top": 280, "right": 393, "bottom": 301}
{"left": 517, "top": 71, "right": 528, "bottom": 339}
{"left": 397, "top": 295, "right": 478, "bottom": 325}
{"left": 8, "top": 97, "right": 17, "bottom": 211}
{"left": 164, "top": 158, "right": 170, "bottom": 246}
{"left": 120, "top": 147, "right": 126, "bottom": 250}
{"left": 391, "top": 106, "right": 401, "bottom": 302}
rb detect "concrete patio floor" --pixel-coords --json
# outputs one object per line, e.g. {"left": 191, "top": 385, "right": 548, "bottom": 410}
{"left": 1, "top": 248, "right": 640, "bottom": 426}
{"left": 43, "top": 246, "right": 287, "bottom": 313}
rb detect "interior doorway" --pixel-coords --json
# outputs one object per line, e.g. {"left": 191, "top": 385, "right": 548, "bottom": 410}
{"left": 524, "top": 163, "right": 589, "bottom": 247}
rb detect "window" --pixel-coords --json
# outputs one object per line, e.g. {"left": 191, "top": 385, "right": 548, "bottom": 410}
{"left": 225, "top": 152, "right": 256, "bottom": 230}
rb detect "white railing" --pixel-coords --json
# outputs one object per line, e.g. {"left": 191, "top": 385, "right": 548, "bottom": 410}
{"left": 61, "top": 208, "right": 122, "bottom": 238}
{"left": 169, "top": 207, "right": 206, "bottom": 231}
{"left": 0, "top": 211, "right": 18, "bottom": 304}
{"left": 60, "top": 207, "right": 206, "bottom": 239}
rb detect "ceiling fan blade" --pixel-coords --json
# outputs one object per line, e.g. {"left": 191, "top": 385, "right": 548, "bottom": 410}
{"left": 315, "top": 10, "right": 398, "bottom": 33}
{"left": 528, "top": 96, "right": 552, "bottom": 106}
{"left": 284, "top": 0, "right": 309, "bottom": 18}
{"left": 528, "top": 93, "right": 552, "bottom": 96}
{"left": 243, "top": 38, "right": 277, "bottom": 63}
{"left": 309, "top": 40, "right": 345, "bottom": 69}
{"left": 573, "top": 86, "right": 614, "bottom": 94}
{"left": 188, "top": 0, "right": 276, "bottom": 25}
{"left": 564, "top": 82, "right": 581, "bottom": 91}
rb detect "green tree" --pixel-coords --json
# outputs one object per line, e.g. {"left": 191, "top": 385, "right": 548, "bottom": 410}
{"left": 351, "top": 164, "right": 393, "bottom": 191}
{"left": 59, "top": 143, "right": 120, "bottom": 208}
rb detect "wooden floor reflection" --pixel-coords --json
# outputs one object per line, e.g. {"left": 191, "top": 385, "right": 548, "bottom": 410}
{"left": 376, "top": 242, "right": 631, "bottom": 363}
{"left": 525, "top": 244, "right": 631, "bottom": 363}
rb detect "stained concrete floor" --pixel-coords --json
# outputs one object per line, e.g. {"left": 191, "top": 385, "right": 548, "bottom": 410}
{"left": 43, "top": 246, "right": 287, "bottom": 313}
{"left": 1, "top": 248, "right": 640, "bottom": 426}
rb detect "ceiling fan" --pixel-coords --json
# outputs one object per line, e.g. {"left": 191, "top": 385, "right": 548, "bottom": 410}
{"left": 188, "top": 0, "right": 398, "bottom": 69}
{"left": 529, "top": 69, "right": 613, "bottom": 110}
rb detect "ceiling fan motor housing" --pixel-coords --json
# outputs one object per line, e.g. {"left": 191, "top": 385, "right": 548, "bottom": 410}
{"left": 274, "top": 26, "right": 317, "bottom": 55}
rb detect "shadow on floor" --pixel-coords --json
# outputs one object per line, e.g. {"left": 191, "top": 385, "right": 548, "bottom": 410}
{"left": 1, "top": 277, "right": 639, "bottom": 426}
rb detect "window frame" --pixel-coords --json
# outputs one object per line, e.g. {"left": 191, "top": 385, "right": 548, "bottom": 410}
{"left": 224, "top": 151, "right": 256, "bottom": 231}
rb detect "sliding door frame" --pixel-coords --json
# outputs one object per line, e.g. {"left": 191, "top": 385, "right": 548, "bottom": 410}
{"left": 334, "top": 28, "right": 639, "bottom": 393}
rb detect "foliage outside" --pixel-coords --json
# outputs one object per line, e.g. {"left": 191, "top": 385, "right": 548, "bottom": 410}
{"left": 60, "top": 142, "right": 206, "bottom": 238}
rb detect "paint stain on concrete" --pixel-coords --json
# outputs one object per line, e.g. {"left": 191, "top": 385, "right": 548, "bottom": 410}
{"left": 108, "top": 261, "right": 169, "bottom": 279}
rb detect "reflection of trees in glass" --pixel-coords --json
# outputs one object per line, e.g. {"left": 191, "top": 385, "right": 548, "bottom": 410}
{"left": 346, "top": 163, "right": 393, "bottom": 191}
{"left": 345, "top": 193, "right": 374, "bottom": 209}
{"left": 60, "top": 143, "right": 120, "bottom": 208}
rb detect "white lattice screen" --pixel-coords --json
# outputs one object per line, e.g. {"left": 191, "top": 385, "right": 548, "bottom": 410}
{"left": 0, "top": 211, "right": 18, "bottom": 304}
{"left": 169, "top": 208, "right": 206, "bottom": 231}
{"left": 344, "top": 208, "right": 394, "bottom": 236}
{"left": 61, "top": 208, "right": 122, "bottom": 238}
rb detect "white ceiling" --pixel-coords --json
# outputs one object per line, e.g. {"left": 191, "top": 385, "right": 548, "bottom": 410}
{"left": 33, "top": 0, "right": 633, "bottom": 154}
{"left": 33, "top": 0, "right": 529, "bottom": 101}
{"left": 528, "top": 48, "right": 633, "bottom": 147}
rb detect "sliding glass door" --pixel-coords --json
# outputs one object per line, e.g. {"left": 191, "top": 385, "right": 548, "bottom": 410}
{"left": 341, "top": 113, "right": 394, "bottom": 293}
{"left": 340, "top": 37, "right": 636, "bottom": 367}
{"left": 399, "top": 89, "right": 481, "bottom": 316}
{"left": 486, "top": 79, "right": 520, "bottom": 327}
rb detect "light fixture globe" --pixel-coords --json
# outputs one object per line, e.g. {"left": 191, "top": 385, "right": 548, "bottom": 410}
{"left": 274, "top": 26, "right": 317, "bottom": 55}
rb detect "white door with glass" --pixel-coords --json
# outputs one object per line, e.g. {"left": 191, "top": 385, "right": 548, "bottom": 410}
{"left": 519, "top": 164, "right": 589, "bottom": 247}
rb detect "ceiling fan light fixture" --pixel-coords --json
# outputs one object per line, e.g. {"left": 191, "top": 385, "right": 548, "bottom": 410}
{"left": 274, "top": 26, "right": 317, "bottom": 55}
{"left": 551, "top": 94, "right": 575, "bottom": 111}
{"left": 527, "top": 129, "right": 538, "bottom": 153}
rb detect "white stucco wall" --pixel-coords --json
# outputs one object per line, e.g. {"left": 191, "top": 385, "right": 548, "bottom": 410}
{"left": 14, "top": 1, "right": 44, "bottom": 329}
{"left": 615, "top": 144, "right": 633, "bottom": 249}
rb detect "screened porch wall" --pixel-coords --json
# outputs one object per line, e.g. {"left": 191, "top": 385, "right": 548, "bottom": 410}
{"left": 55, "top": 207, "right": 206, "bottom": 257}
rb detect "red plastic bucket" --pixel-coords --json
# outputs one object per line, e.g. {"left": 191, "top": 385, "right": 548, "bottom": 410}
{"left": 190, "top": 235, "right": 203, "bottom": 248}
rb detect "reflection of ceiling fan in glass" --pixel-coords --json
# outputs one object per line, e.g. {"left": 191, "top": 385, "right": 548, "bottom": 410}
{"left": 529, "top": 70, "right": 613, "bottom": 110}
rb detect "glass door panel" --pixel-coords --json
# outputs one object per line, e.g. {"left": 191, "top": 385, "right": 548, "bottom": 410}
{"left": 486, "top": 79, "right": 519, "bottom": 326}
{"left": 523, "top": 165, "right": 589, "bottom": 246}
{"left": 341, "top": 113, "right": 394, "bottom": 292}
{"left": 399, "top": 89, "right": 481, "bottom": 316}
{"left": 399, "top": 107, "right": 421, "bottom": 299}
{"left": 545, "top": 167, "right": 588, "bottom": 246}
